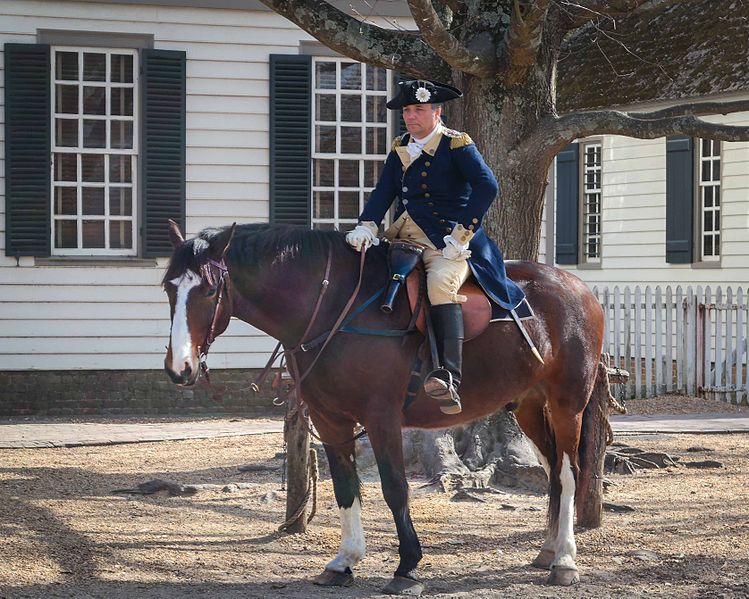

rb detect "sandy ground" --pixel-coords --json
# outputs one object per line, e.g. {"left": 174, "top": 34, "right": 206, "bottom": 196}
{"left": 1, "top": 398, "right": 748, "bottom": 599}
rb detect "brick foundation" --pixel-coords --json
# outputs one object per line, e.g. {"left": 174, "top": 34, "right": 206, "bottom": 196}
{"left": 0, "top": 369, "right": 282, "bottom": 417}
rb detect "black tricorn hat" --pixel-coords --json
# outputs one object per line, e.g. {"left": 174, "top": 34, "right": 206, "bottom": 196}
{"left": 386, "top": 79, "right": 463, "bottom": 109}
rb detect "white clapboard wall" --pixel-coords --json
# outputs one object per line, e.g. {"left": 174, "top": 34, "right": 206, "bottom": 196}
{"left": 594, "top": 285, "right": 749, "bottom": 405}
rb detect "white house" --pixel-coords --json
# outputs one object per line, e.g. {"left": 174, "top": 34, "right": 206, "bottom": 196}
{"left": 1, "top": 0, "right": 746, "bottom": 413}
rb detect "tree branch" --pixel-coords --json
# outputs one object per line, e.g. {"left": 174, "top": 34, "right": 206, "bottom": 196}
{"left": 257, "top": 0, "right": 448, "bottom": 78}
{"left": 629, "top": 99, "right": 749, "bottom": 120}
{"left": 406, "top": 0, "right": 496, "bottom": 77}
{"left": 556, "top": 0, "right": 682, "bottom": 29}
{"left": 554, "top": 110, "right": 749, "bottom": 145}
{"left": 502, "top": 0, "right": 552, "bottom": 87}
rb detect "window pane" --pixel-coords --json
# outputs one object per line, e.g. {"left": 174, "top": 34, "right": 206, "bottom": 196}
{"left": 55, "top": 220, "right": 78, "bottom": 248}
{"left": 83, "top": 119, "right": 106, "bottom": 148}
{"left": 341, "top": 95, "right": 361, "bottom": 122}
{"left": 701, "top": 160, "right": 711, "bottom": 182}
{"left": 83, "top": 53, "right": 106, "bottom": 81}
{"left": 313, "top": 223, "right": 336, "bottom": 232}
{"left": 339, "top": 160, "right": 359, "bottom": 186}
{"left": 83, "top": 86, "right": 106, "bottom": 115}
{"left": 54, "top": 153, "right": 77, "bottom": 181}
{"left": 109, "top": 221, "right": 132, "bottom": 249}
{"left": 109, "top": 155, "right": 132, "bottom": 183}
{"left": 315, "top": 94, "right": 336, "bottom": 121}
{"left": 313, "top": 159, "right": 334, "bottom": 186}
{"left": 315, "top": 62, "right": 336, "bottom": 89}
{"left": 702, "top": 139, "right": 711, "bottom": 157}
{"left": 714, "top": 187, "right": 720, "bottom": 206}
{"left": 366, "top": 66, "right": 387, "bottom": 91}
{"left": 363, "top": 160, "right": 383, "bottom": 187}
{"left": 366, "top": 96, "right": 386, "bottom": 123}
{"left": 313, "top": 191, "right": 334, "bottom": 218}
{"left": 366, "top": 127, "right": 387, "bottom": 154}
{"left": 54, "top": 187, "right": 77, "bottom": 215}
{"left": 82, "top": 220, "right": 105, "bottom": 248}
{"left": 704, "top": 235, "right": 713, "bottom": 256}
{"left": 82, "top": 187, "right": 105, "bottom": 215}
{"left": 111, "top": 88, "right": 133, "bottom": 116}
{"left": 340, "top": 127, "right": 361, "bottom": 154}
{"left": 56, "top": 52, "right": 78, "bottom": 80}
{"left": 111, "top": 54, "right": 133, "bottom": 83}
{"left": 713, "top": 159, "right": 720, "bottom": 181}
{"left": 704, "top": 186, "right": 713, "bottom": 207}
{"left": 111, "top": 121, "right": 133, "bottom": 149}
{"left": 110, "top": 188, "right": 132, "bottom": 216}
{"left": 339, "top": 191, "right": 359, "bottom": 219}
{"left": 82, "top": 154, "right": 105, "bottom": 182}
{"left": 340, "top": 63, "right": 361, "bottom": 90}
{"left": 56, "top": 119, "right": 78, "bottom": 147}
{"left": 56, "top": 85, "right": 79, "bottom": 114}
{"left": 315, "top": 125, "right": 336, "bottom": 153}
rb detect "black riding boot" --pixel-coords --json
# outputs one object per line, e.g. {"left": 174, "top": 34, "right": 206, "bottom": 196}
{"left": 424, "top": 303, "right": 464, "bottom": 415}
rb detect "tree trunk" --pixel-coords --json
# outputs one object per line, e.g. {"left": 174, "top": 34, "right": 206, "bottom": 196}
{"left": 283, "top": 391, "right": 311, "bottom": 533}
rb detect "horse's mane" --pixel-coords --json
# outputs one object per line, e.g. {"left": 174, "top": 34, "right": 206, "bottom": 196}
{"left": 162, "top": 223, "right": 371, "bottom": 286}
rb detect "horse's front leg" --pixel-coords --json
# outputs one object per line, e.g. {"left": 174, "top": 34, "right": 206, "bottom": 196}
{"left": 366, "top": 411, "right": 424, "bottom": 596}
{"left": 313, "top": 436, "right": 365, "bottom": 587}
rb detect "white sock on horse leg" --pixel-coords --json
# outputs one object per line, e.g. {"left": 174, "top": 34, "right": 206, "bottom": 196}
{"left": 326, "top": 497, "right": 366, "bottom": 573}
{"left": 553, "top": 453, "right": 578, "bottom": 570}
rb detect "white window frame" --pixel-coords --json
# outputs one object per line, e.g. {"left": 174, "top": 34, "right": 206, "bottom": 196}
{"left": 310, "top": 56, "right": 392, "bottom": 231}
{"left": 581, "top": 141, "right": 602, "bottom": 264}
{"left": 50, "top": 46, "right": 139, "bottom": 256}
{"left": 697, "top": 138, "right": 721, "bottom": 261}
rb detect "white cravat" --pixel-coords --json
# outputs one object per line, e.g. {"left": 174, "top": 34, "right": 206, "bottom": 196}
{"left": 406, "top": 124, "right": 441, "bottom": 160}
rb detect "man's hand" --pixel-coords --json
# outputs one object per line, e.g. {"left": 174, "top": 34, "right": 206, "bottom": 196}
{"left": 345, "top": 222, "right": 380, "bottom": 252}
{"left": 442, "top": 234, "right": 471, "bottom": 261}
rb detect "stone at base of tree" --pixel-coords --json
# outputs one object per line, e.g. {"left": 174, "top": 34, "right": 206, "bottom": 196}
{"left": 683, "top": 460, "right": 723, "bottom": 469}
{"left": 603, "top": 501, "right": 635, "bottom": 513}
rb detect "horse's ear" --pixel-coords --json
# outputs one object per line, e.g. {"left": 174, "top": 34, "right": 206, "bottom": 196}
{"left": 215, "top": 222, "right": 237, "bottom": 260}
{"left": 168, "top": 219, "right": 185, "bottom": 248}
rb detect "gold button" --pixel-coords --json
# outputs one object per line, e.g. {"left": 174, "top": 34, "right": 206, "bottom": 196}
{"left": 425, "top": 193, "right": 431, "bottom": 198}
{"left": 425, "top": 161, "right": 431, "bottom": 167}
{"left": 439, "top": 219, "right": 446, "bottom": 224}
{"left": 445, "top": 227, "right": 451, "bottom": 233}
{"left": 471, "top": 217, "right": 479, "bottom": 224}
{"left": 468, "top": 224, "right": 475, "bottom": 231}
{"left": 427, "top": 202, "right": 433, "bottom": 207}
{"left": 432, "top": 211, "right": 438, "bottom": 216}
{"left": 421, "top": 172, "right": 427, "bottom": 177}
{"left": 421, "top": 183, "right": 428, "bottom": 189}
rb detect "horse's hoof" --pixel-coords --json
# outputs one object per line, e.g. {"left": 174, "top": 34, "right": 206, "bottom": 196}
{"left": 531, "top": 549, "right": 555, "bottom": 570}
{"left": 547, "top": 565, "right": 579, "bottom": 586}
{"left": 312, "top": 568, "right": 354, "bottom": 587}
{"left": 382, "top": 575, "right": 425, "bottom": 596}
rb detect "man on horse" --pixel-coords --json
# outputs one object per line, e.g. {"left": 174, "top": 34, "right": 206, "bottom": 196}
{"left": 345, "top": 79, "right": 524, "bottom": 415}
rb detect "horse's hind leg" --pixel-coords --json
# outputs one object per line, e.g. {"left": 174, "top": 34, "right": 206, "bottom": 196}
{"left": 366, "top": 411, "right": 424, "bottom": 596}
{"left": 514, "top": 397, "right": 556, "bottom": 570}
{"left": 312, "top": 436, "right": 365, "bottom": 587}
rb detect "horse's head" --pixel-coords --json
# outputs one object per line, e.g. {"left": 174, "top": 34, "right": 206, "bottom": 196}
{"left": 162, "top": 220, "right": 236, "bottom": 386}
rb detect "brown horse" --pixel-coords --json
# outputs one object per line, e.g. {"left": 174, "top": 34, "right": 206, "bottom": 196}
{"left": 162, "top": 221, "right": 604, "bottom": 595}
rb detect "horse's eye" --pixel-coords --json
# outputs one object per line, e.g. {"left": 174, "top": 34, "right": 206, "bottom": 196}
{"left": 206, "top": 287, "right": 218, "bottom": 298}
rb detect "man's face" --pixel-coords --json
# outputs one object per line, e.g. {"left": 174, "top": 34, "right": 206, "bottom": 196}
{"left": 402, "top": 104, "right": 441, "bottom": 139}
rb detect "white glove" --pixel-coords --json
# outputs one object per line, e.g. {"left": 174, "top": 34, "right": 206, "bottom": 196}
{"left": 346, "top": 224, "right": 380, "bottom": 252}
{"left": 442, "top": 234, "right": 471, "bottom": 261}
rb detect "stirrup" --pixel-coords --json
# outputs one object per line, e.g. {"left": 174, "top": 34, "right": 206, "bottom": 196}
{"left": 424, "top": 368, "right": 462, "bottom": 415}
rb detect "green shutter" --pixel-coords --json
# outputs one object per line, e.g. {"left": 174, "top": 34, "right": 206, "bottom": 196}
{"left": 269, "top": 54, "right": 311, "bottom": 226}
{"left": 4, "top": 44, "right": 51, "bottom": 257}
{"left": 665, "top": 136, "right": 694, "bottom": 264}
{"left": 555, "top": 143, "right": 579, "bottom": 265}
{"left": 141, "top": 49, "right": 186, "bottom": 257}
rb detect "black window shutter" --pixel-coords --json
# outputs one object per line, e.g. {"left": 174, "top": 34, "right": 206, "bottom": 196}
{"left": 555, "top": 143, "right": 579, "bottom": 265}
{"left": 665, "top": 136, "right": 694, "bottom": 264}
{"left": 4, "top": 44, "right": 51, "bottom": 257}
{"left": 141, "top": 49, "right": 186, "bottom": 257}
{"left": 269, "top": 54, "right": 311, "bottom": 226}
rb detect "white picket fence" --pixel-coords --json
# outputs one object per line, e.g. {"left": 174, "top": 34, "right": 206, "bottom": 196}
{"left": 593, "top": 285, "right": 749, "bottom": 404}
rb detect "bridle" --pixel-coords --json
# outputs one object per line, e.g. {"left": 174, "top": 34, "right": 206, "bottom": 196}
{"left": 197, "top": 256, "right": 230, "bottom": 382}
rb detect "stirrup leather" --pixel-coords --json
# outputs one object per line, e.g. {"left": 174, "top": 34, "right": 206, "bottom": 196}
{"left": 424, "top": 368, "right": 462, "bottom": 415}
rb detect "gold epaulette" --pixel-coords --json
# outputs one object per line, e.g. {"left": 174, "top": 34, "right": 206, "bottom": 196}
{"left": 391, "top": 135, "right": 403, "bottom": 151}
{"left": 449, "top": 131, "right": 474, "bottom": 149}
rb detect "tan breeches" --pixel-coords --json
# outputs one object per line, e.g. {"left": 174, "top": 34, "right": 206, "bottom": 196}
{"left": 385, "top": 211, "right": 470, "bottom": 305}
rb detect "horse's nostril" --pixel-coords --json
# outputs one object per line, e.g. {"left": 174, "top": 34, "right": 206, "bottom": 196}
{"left": 182, "top": 363, "right": 192, "bottom": 379}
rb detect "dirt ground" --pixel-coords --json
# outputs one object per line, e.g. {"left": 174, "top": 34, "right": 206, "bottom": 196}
{"left": 1, "top": 398, "right": 748, "bottom": 599}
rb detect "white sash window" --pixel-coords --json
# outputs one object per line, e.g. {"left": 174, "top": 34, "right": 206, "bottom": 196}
{"left": 582, "top": 142, "right": 602, "bottom": 263}
{"left": 698, "top": 139, "right": 721, "bottom": 261}
{"left": 51, "top": 47, "right": 138, "bottom": 255}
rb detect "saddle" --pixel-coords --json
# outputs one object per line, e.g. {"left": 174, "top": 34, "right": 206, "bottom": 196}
{"left": 383, "top": 239, "right": 492, "bottom": 341}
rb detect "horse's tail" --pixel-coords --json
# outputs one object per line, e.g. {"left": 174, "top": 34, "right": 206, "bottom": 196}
{"left": 575, "top": 361, "right": 613, "bottom": 528}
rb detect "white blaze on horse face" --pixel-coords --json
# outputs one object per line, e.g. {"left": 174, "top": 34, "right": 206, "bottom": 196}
{"left": 326, "top": 497, "right": 365, "bottom": 573}
{"left": 553, "top": 452, "right": 578, "bottom": 570}
{"left": 169, "top": 270, "right": 201, "bottom": 374}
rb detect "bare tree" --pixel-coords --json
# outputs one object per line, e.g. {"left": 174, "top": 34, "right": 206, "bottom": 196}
{"left": 260, "top": 0, "right": 749, "bottom": 488}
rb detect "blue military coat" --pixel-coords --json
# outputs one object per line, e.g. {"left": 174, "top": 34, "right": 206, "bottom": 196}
{"left": 359, "top": 128, "right": 525, "bottom": 310}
